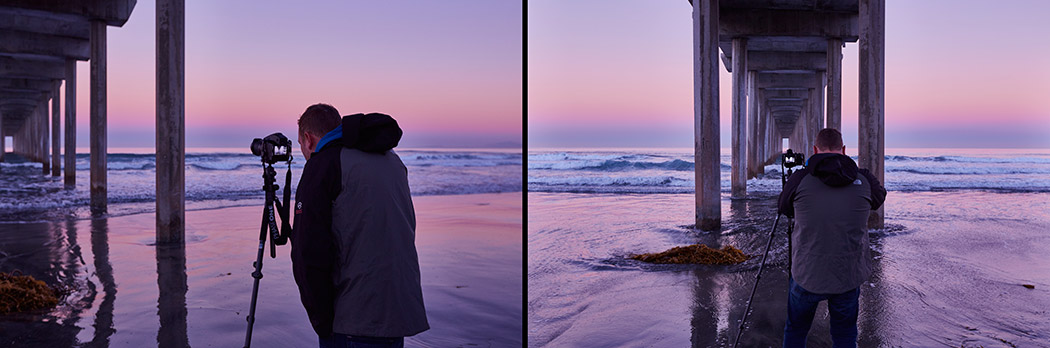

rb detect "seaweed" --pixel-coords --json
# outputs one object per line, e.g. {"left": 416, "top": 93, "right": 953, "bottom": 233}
{"left": 0, "top": 271, "right": 64, "bottom": 314}
{"left": 630, "top": 244, "right": 750, "bottom": 265}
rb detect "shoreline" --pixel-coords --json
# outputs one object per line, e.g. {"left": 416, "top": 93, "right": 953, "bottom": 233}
{"left": 0, "top": 191, "right": 524, "bottom": 224}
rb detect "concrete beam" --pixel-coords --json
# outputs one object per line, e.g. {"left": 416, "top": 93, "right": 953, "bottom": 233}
{"left": 693, "top": 0, "right": 721, "bottom": 231}
{"left": 0, "top": 78, "right": 55, "bottom": 92}
{"left": 735, "top": 36, "right": 831, "bottom": 52}
{"left": 0, "top": 6, "right": 91, "bottom": 39}
{"left": 755, "top": 72, "right": 822, "bottom": 89}
{"left": 724, "top": 51, "right": 827, "bottom": 73}
{"left": 0, "top": 1, "right": 138, "bottom": 27}
{"left": 720, "top": 8, "right": 859, "bottom": 41}
{"left": 0, "top": 29, "right": 91, "bottom": 60}
{"left": 0, "top": 57, "right": 66, "bottom": 79}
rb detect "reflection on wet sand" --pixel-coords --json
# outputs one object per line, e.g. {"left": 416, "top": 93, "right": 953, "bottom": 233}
{"left": 90, "top": 218, "right": 117, "bottom": 347}
{"left": 156, "top": 240, "right": 189, "bottom": 348}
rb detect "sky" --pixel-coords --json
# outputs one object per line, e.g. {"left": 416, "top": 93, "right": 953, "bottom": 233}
{"left": 56, "top": 1, "right": 522, "bottom": 149}
{"left": 528, "top": 0, "right": 1050, "bottom": 148}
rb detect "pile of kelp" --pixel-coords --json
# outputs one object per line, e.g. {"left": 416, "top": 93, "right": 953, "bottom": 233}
{"left": 0, "top": 271, "right": 63, "bottom": 314}
{"left": 631, "top": 244, "right": 750, "bottom": 265}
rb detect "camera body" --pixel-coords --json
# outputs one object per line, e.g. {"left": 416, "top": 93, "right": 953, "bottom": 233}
{"left": 781, "top": 149, "right": 805, "bottom": 169}
{"left": 780, "top": 149, "right": 806, "bottom": 187}
{"left": 251, "top": 133, "right": 293, "bottom": 164}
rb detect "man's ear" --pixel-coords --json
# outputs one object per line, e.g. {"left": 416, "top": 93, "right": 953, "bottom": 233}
{"left": 841, "top": 146, "right": 847, "bottom": 155}
{"left": 812, "top": 145, "right": 819, "bottom": 155}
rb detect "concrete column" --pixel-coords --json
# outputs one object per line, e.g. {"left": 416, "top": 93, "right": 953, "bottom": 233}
{"left": 746, "top": 71, "right": 758, "bottom": 179}
{"left": 751, "top": 83, "right": 762, "bottom": 175}
{"left": 809, "top": 88, "right": 820, "bottom": 151}
{"left": 692, "top": 0, "right": 720, "bottom": 230}
{"left": 827, "top": 38, "right": 843, "bottom": 131}
{"left": 91, "top": 20, "right": 108, "bottom": 215}
{"left": 40, "top": 97, "right": 49, "bottom": 173}
{"left": 65, "top": 59, "right": 77, "bottom": 186}
{"left": 817, "top": 73, "right": 825, "bottom": 130}
{"left": 156, "top": 0, "right": 186, "bottom": 243}
{"left": 730, "top": 38, "right": 747, "bottom": 198}
{"left": 52, "top": 82, "right": 61, "bottom": 177}
{"left": 859, "top": 0, "right": 886, "bottom": 228}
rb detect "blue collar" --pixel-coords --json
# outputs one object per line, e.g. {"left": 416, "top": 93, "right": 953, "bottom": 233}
{"left": 314, "top": 124, "right": 343, "bottom": 153}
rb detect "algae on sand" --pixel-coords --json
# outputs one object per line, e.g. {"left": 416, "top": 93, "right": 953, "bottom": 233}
{"left": 0, "top": 271, "right": 61, "bottom": 314}
{"left": 631, "top": 244, "right": 750, "bottom": 265}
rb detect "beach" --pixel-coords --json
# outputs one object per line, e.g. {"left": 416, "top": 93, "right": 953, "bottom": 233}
{"left": 527, "top": 148, "right": 1050, "bottom": 347}
{"left": 528, "top": 191, "right": 1050, "bottom": 347}
{"left": 0, "top": 192, "right": 522, "bottom": 347}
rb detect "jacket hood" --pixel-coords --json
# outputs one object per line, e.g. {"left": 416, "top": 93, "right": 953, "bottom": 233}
{"left": 808, "top": 153, "right": 858, "bottom": 187}
{"left": 341, "top": 113, "right": 403, "bottom": 153}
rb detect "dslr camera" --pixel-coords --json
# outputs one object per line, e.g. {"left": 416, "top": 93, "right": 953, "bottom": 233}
{"left": 780, "top": 149, "right": 806, "bottom": 187}
{"left": 250, "top": 133, "right": 293, "bottom": 164}
{"left": 781, "top": 149, "right": 805, "bottom": 169}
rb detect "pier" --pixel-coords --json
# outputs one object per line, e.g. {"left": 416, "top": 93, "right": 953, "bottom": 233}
{"left": 689, "top": 0, "right": 885, "bottom": 230}
{"left": 0, "top": 0, "right": 188, "bottom": 240}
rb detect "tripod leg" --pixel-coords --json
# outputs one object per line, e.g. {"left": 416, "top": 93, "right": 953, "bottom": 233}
{"left": 244, "top": 187, "right": 272, "bottom": 348}
{"left": 732, "top": 214, "right": 782, "bottom": 348}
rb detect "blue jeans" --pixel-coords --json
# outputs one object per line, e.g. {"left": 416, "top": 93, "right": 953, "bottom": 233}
{"left": 319, "top": 333, "right": 404, "bottom": 348}
{"left": 783, "top": 278, "right": 859, "bottom": 348}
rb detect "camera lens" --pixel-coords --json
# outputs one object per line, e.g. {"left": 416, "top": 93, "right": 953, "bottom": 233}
{"left": 251, "top": 138, "right": 264, "bottom": 156}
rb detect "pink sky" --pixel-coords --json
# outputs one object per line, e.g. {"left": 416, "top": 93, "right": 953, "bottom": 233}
{"left": 60, "top": 1, "right": 521, "bottom": 148}
{"left": 528, "top": 0, "right": 1050, "bottom": 148}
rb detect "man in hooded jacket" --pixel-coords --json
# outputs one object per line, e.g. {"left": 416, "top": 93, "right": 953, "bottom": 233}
{"left": 778, "top": 128, "right": 886, "bottom": 348}
{"left": 292, "top": 103, "right": 429, "bottom": 348}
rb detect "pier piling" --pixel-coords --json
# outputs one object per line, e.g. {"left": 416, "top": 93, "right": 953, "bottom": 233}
{"left": 90, "top": 20, "right": 107, "bottom": 215}
{"left": 156, "top": 0, "right": 186, "bottom": 242}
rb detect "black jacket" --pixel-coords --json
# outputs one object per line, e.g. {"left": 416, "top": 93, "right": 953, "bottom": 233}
{"left": 291, "top": 113, "right": 429, "bottom": 337}
{"left": 777, "top": 153, "right": 887, "bottom": 293}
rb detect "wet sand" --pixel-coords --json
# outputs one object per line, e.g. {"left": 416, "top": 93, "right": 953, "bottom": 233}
{"left": 0, "top": 192, "right": 522, "bottom": 347}
{"left": 527, "top": 191, "right": 1050, "bottom": 347}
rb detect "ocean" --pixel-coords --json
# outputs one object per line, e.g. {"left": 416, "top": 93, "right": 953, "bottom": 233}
{"left": 527, "top": 148, "right": 1050, "bottom": 347}
{"left": 0, "top": 148, "right": 522, "bottom": 222}
{"left": 528, "top": 148, "right": 1050, "bottom": 195}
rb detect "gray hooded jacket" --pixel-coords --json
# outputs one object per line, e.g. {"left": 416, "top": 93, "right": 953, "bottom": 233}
{"left": 291, "top": 113, "right": 429, "bottom": 338}
{"left": 777, "top": 153, "right": 887, "bottom": 294}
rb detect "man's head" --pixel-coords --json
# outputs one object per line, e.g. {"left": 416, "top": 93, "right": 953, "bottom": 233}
{"left": 297, "top": 103, "right": 341, "bottom": 160}
{"left": 813, "top": 128, "right": 846, "bottom": 155}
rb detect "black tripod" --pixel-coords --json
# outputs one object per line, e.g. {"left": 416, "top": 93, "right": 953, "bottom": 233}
{"left": 244, "top": 161, "right": 292, "bottom": 348}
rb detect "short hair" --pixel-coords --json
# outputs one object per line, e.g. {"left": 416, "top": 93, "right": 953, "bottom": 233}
{"left": 814, "top": 128, "right": 844, "bottom": 151}
{"left": 298, "top": 103, "right": 341, "bottom": 137}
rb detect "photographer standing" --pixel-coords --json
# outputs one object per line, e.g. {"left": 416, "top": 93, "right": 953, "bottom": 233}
{"left": 777, "top": 128, "right": 886, "bottom": 348}
{"left": 292, "top": 103, "right": 429, "bottom": 348}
